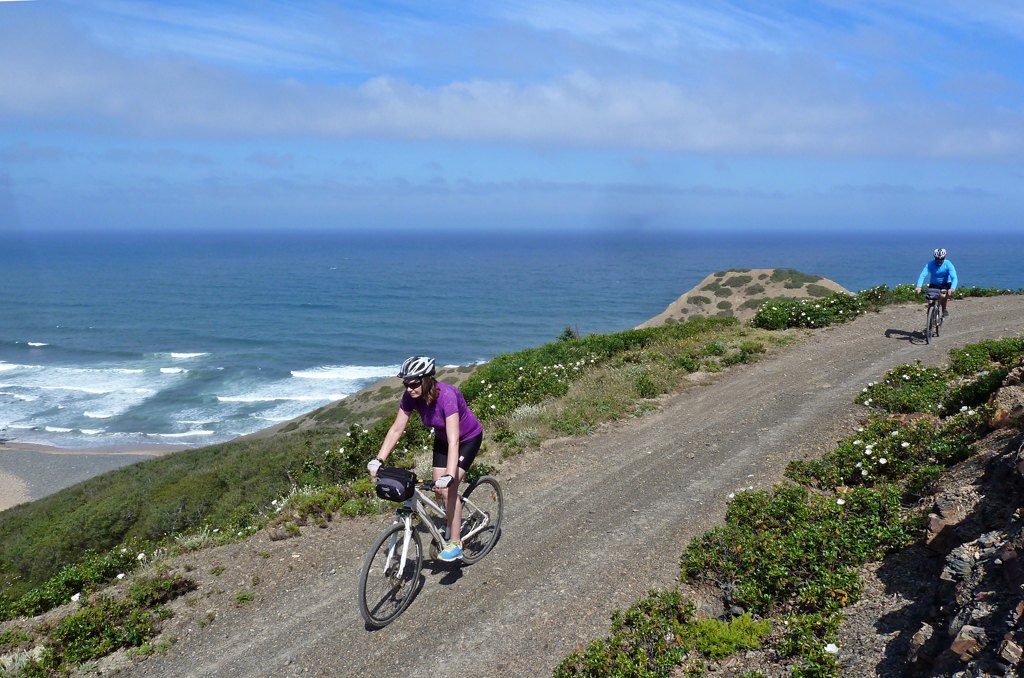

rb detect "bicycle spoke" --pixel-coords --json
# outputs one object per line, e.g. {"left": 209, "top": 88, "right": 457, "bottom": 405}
{"left": 358, "top": 523, "right": 422, "bottom": 627}
{"left": 459, "top": 476, "right": 503, "bottom": 565}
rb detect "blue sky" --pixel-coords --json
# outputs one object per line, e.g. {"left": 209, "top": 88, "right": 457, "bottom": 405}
{"left": 1, "top": 0, "right": 1023, "bottom": 233}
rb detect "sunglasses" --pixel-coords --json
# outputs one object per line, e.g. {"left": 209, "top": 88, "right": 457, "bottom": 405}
{"left": 403, "top": 379, "right": 422, "bottom": 389}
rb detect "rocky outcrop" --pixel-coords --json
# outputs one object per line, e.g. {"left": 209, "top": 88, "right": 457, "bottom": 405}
{"left": 888, "top": 366, "right": 1024, "bottom": 677}
{"left": 989, "top": 366, "right": 1024, "bottom": 430}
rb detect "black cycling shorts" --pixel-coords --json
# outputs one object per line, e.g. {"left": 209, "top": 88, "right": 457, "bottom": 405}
{"left": 432, "top": 432, "right": 483, "bottom": 471}
{"left": 928, "top": 283, "right": 951, "bottom": 290}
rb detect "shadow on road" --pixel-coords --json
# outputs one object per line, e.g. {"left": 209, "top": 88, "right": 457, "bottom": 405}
{"left": 884, "top": 328, "right": 926, "bottom": 344}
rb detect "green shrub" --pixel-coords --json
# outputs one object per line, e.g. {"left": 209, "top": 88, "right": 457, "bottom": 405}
{"left": 680, "top": 484, "right": 912, "bottom": 616}
{"left": 671, "top": 352, "right": 700, "bottom": 373}
{"left": 634, "top": 369, "right": 659, "bottom": 399}
{"left": 701, "top": 281, "right": 733, "bottom": 298}
{"left": 554, "top": 590, "right": 695, "bottom": 677}
{"left": 776, "top": 613, "right": 842, "bottom": 677}
{"left": 750, "top": 293, "right": 865, "bottom": 330}
{"left": 769, "top": 269, "right": 821, "bottom": 286}
{"left": 688, "top": 295, "right": 712, "bottom": 305}
{"left": 805, "top": 284, "right": 832, "bottom": 298}
{"left": 690, "top": 614, "right": 770, "bottom": 659}
{"left": 724, "top": 275, "right": 753, "bottom": 288}
{"left": 785, "top": 411, "right": 982, "bottom": 494}
{"left": 857, "top": 362, "right": 947, "bottom": 414}
{"left": 948, "top": 338, "right": 1024, "bottom": 376}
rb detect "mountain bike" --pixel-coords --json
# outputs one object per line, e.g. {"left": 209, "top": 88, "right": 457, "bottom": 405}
{"left": 923, "top": 288, "right": 944, "bottom": 344}
{"left": 357, "top": 471, "right": 503, "bottom": 628}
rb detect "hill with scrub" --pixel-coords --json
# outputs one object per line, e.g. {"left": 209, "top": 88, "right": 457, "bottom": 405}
{"left": 637, "top": 268, "right": 850, "bottom": 327}
{"left": 0, "top": 273, "right": 1022, "bottom": 677}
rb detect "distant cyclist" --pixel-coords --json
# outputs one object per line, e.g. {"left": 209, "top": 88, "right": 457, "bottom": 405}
{"left": 915, "top": 248, "right": 958, "bottom": 317}
{"left": 367, "top": 356, "right": 483, "bottom": 562}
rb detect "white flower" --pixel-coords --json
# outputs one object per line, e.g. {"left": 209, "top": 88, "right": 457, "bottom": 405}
{"left": 853, "top": 440, "right": 862, "bottom": 446}
{"left": 960, "top": 405, "right": 968, "bottom": 412}
{"left": 824, "top": 643, "right": 840, "bottom": 654}
{"left": 862, "top": 470, "right": 869, "bottom": 476}
{"left": 137, "top": 553, "right": 147, "bottom": 562}
{"left": 71, "top": 593, "right": 81, "bottom": 603}
{"left": 857, "top": 427, "right": 864, "bottom": 432}
{"left": 902, "top": 374, "right": 910, "bottom": 380}
{"left": 728, "top": 493, "right": 735, "bottom": 499}
{"left": 117, "top": 573, "right": 125, "bottom": 580}
{"left": 855, "top": 462, "right": 862, "bottom": 468}
{"left": 879, "top": 458, "right": 887, "bottom": 465}
{"left": 891, "top": 431, "right": 899, "bottom": 437}
{"left": 836, "top": 499, "right": 845, "bottom": 506}
{"left": 901, "top": 442, "right": 910, "bottom": 448}
{"left": 968, "top": 410, "right": 976, "bottom": 416}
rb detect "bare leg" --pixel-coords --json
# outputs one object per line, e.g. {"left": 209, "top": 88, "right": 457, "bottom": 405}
{"left": 433, "top": 466, "right": 467, "bottom": 542}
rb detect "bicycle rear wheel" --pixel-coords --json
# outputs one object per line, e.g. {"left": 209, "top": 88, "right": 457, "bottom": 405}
{"left": 459, "top": 476, "right": 503, "bottom": 565}
{"left": 357, "top": 522, "right": 422, "bottom": 627}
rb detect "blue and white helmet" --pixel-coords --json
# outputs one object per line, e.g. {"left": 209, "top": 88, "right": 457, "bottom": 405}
{"left": 933, "top": 248, "right": 947, "bottom": 260}
{"left": 397, "top": 356, "right": 435, "bottom": 379}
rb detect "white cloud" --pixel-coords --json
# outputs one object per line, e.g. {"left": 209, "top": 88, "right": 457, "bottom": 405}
{"left": 2, "top": 4, "right": 1024, "bottom": 160}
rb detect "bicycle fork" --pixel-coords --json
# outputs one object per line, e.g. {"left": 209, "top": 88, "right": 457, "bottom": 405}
{"left": 384, "top": 514, "right": 415, "bottom": 579}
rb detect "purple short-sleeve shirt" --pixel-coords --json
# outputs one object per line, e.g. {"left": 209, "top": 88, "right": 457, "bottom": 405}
{"left": 400, "top": 381, "right": 483, "bottom": 443}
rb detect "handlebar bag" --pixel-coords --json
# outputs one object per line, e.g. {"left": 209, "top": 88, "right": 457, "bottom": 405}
{"left": 926, "top": 288, "right": 943, "bottom": 300}
{"left": 375, "top": 467, "right": 417, "bottom": 502}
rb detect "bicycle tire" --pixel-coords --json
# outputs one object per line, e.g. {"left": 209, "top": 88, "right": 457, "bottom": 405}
{"left": 925, "top": 304, "right": 935, "bottom": 343}
{"left": 934, "top": 308, "right": 942, "bottom": 337}
{"left": 459, "top": 476, "right": 503, "bottom": 565}
{"left": 357, "top": 522, "right": 422, "bottom": 627}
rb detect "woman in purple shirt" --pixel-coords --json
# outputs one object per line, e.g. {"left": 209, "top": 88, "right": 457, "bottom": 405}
{"left": 367, "top": 356, "right": 484, "bottom": 562}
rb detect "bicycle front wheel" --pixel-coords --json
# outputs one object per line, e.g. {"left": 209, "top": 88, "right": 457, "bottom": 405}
{"left": 460, "top": 476, "right": 503, "bottom": 565}
{"left": 357, "top": 522, "right": 423, "bottom": 628}
{"left": 925, "top": 305, "right": 935, "bottom": 343}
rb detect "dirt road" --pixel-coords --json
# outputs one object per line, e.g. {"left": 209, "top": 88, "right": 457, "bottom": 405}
{"left": 121, "top": 296, "right": 1024, "bottom": 678}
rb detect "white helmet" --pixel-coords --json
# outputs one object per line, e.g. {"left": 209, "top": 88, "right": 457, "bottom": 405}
{"left": 397, "top": 356, "right": 435, "bottom": 379}
{"left": 933, "top": 248, "right": 947, "bottom": 260}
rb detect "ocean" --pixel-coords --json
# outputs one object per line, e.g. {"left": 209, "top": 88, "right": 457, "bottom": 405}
{"left": 1, "top": 228, "right": 1020, "bottom": 451}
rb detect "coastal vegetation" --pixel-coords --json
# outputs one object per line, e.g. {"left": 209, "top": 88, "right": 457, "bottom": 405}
{"left": 0, "top": 314, "right": 785, "bottom": 616}
{"left": 0, "top": 276, "right": 1020, "bottom": 674}
{"left": 555, "top": 334, "right": 1022, "bottom": 676}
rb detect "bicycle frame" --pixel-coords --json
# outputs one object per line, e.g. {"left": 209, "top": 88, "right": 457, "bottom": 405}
{"left": 383, "top": 483, "right": 492, "bottom": 578}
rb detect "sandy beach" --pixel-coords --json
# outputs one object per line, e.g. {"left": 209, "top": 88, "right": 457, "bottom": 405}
{"left": 0, "top": 469, "right": 30, "bottom": 512}
{"left": 0, "top": 441, "right": 189, "bottom": 512}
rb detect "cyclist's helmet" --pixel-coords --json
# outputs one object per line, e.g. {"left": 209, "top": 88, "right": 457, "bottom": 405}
{"left": 397, "top": 356, "right": 435, "bottom": 380}
{"left": 933, "top": 248, "right": 947, "bottom": 260}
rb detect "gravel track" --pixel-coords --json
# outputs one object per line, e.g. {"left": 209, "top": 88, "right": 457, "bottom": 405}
{"left": 120, "top": 296, "right": 1024, "bottom": 678}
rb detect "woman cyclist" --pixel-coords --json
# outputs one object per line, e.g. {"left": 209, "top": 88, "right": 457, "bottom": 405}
{"left": 915, "top": 248, "right": 958, "bottom": 317}
{"left": 367, "top": 356, "right": 483, "bottom": 562}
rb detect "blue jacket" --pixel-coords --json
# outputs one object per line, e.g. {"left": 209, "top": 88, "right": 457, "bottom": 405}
{"left": 917, "top": 260, "right": 958, "bottom": 290}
